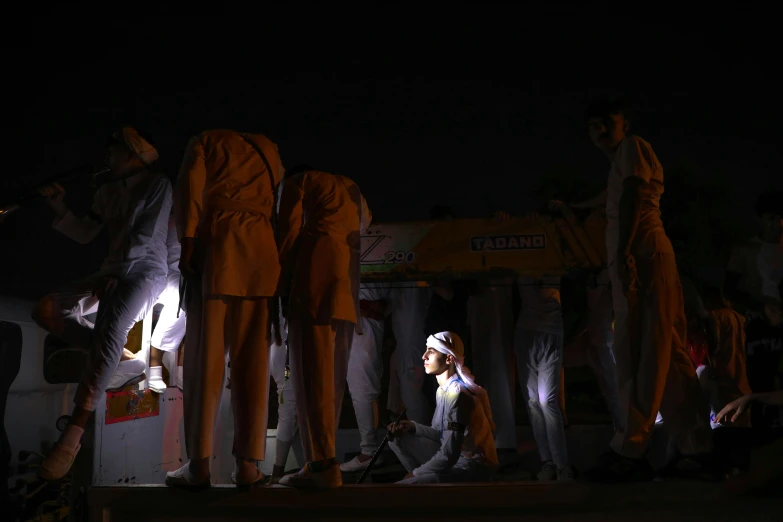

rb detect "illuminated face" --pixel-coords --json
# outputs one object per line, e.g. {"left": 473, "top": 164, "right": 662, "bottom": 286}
{"left": 422, "top": 347, "right": 449, "bottom": 375}
{"left": 588, "top": 113, "right": 628, "bottom": 152}
{"left": 758, "top": 212, "right": 783, "bottom": 242}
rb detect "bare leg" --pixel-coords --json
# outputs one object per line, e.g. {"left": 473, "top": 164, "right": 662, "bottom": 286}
{"left": 150, "top": 346, "right": 164, "bottom": 367}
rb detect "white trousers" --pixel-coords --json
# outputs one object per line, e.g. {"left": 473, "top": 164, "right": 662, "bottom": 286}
{"left": 467, "top": 287, "right": 517, "bottom": 449}
{"left": 608, "top": 254, "right": 712, "bottom": 459}
{"left": 184, "top": 293, "right": 271, "bottom": 461}
{"left": 33, "top": 272, "right": 165, "bottom": 411}
{"left": 270, "top": 325, "right": 298, "bottom": 443}
{"left": 390, "top": 435, "right": 494, "bottom": 484}
{"left": 288, "top": 315, "right": 354, "bottom": 462}
{"left": 516, "top": 328, "right": 569, "bottom": 469}
{"left": 585, "top": 269, "right": 624, "bottom": 431}
{"left": 347, "top": 316, "right": 385, "bottom": 455}
{"left": 389, "top": 287, "right": 432, "bottom": 425}
{"left": 150, "top": 274, "right": 187, "bottom": 352}
{"left": 386, "top": 348, "right": 405, "bottom": 415}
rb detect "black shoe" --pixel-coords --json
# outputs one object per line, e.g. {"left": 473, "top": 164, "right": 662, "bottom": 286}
{"left": 657, "top": 453, "right": 727, "bottom": 482}
{"left": 583, "top": 451, "right": 654, "bottom": 483}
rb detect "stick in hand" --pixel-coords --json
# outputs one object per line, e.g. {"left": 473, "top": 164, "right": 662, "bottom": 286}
{"left": 357, "top": 408, "right": 406, "bottom": 484}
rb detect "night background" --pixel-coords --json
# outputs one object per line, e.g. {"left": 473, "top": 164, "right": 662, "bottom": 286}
{"left": 2, "top": 7, "right": 780, "bottom": 300}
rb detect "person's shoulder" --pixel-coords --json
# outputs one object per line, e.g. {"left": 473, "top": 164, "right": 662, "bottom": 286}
{"left": 139, "top": 171, "right": 173, "bottom": 195}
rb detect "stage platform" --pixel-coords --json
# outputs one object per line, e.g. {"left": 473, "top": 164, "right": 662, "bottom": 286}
{"left": 87, "top": 480, "right": 783, "bottom": 522}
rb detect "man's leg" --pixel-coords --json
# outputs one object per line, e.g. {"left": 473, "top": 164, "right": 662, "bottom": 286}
{"left": 391, "top": 435, "right": 442, "bottom": 484}
{"left": 516, "top": 328, "right": 555, "bottom": 478}
{"left": 386, "top": 348, "right": 404, "bottom": 416}
{"left": 390, "top": 287, "right": 431, "bottom": 425}
{"left": 652, "top": 255, "right": 713, "bottom": 459}
{"left": 333, "top": 319, "right": 355, "bottom": 425}
{"left": 270, "top": 321, "right": 298, "bottom": 481}
{"left": 389, "top": 434, "right": 440, "bottom": 474}
{"left": 609, "top": 254, "right": 713, "bottom": 481}
{"left": 32, "top": 273, "right": 102, "bottom": 349}
{"left": 40, "top": 274, "right": 163, "bottom": 481}
{"left": 227, "top": 297, "right": 271, "bottom": 484}
{"left": 469, "top": 287, "right": 517, "bottom": 451}
{"left": 281, "top": 315, "right": 342, "bottom": 488}
{"left": 342, "top": 316, "right": 385, "bottom": 470}
{"left": 585, "top": 270, "right": 624, "bottom": 431}
{"left": 169, "top": 295, "right": 228, "bottom": 486}
{"left": 538, "top": 333, "right": 570, "bottom": 474}
{"left": 149, "top": 278, "right": 187, "bottom": 393}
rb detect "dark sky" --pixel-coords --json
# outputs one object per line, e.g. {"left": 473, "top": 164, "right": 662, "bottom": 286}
{"left": 1, "top": 8, "right": 780, "bottom": 299}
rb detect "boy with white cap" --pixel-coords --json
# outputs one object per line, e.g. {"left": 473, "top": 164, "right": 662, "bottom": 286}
{"left": 387, "top": 331, "right": 498, "bottom": 483}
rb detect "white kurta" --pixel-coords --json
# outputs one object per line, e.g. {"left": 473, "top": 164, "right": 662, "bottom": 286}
{"left": 604, "top": 135, "right": 710, "bottom": 459}
{"left": 390, "top": 374, "right": 497, "bottom": 483}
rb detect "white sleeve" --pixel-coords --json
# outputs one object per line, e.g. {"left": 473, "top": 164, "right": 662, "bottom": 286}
{"left": 615, "top": 137, "right": 654, "bottom": 184}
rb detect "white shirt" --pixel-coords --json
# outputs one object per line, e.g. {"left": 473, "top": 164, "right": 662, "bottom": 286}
{"left": 411, "top": 374, "right": 497, "bottom": 476}
{"left": 53, "top": 172, "right": 172, "bottom": 279}
{"left": 516, "top": 275, "right": 562, "bottom": 335}
{"left": 727, "top": 237, "right": 783, "bottom": 304}
{"left": 605, "top": 135, "right": 673, "bottom": 264}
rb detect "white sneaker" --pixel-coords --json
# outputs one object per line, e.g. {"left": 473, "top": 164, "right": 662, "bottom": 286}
{"left": 165, "top": 463, "right": 210, "bottom": 489}
{"left": 279, "top": 462, "right": 342, "bottom": 489}
{"left": 339, "top": 454, "right": 383, "bottom": 472}
{"left": 147, "top": 366, "right": 167, "bottom": 394}
{"left": 558, "top": 466, "right": 575, "bottom": 481}
{"left": 106, "top": 358, "right": 147, "bottom": 391}
{"left": 537, "top": 460, "right": 557, "bottom": 481}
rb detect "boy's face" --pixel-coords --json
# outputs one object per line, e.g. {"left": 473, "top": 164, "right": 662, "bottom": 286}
{"left": 105, "top": 143, "right": 137, "bottom": 175}
{"left": 588, "top": 112, "right": 629, "bottom": 152}
{"left": 422, "top": 347, "right": 449, "bottom": 375}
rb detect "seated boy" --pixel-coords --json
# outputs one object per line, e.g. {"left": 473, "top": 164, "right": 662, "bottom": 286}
{"left": 387, "top": 331, "right": 498, "bottom": 484}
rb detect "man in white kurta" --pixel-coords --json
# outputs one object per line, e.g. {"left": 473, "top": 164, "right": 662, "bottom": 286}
{"left": 166, "top": 129, "right": 283, "bottom": 488}
{"left": 388, "top": 331, "right": 497, "bottom": 483}
{"left": 277, "top": 166, "right": 369, "bottom": 489}
{"left": 582, "top": 99, "right": 712, "bottom": 483}
{"left": 34, "top": 128, "right": 171, "bottom": 481}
